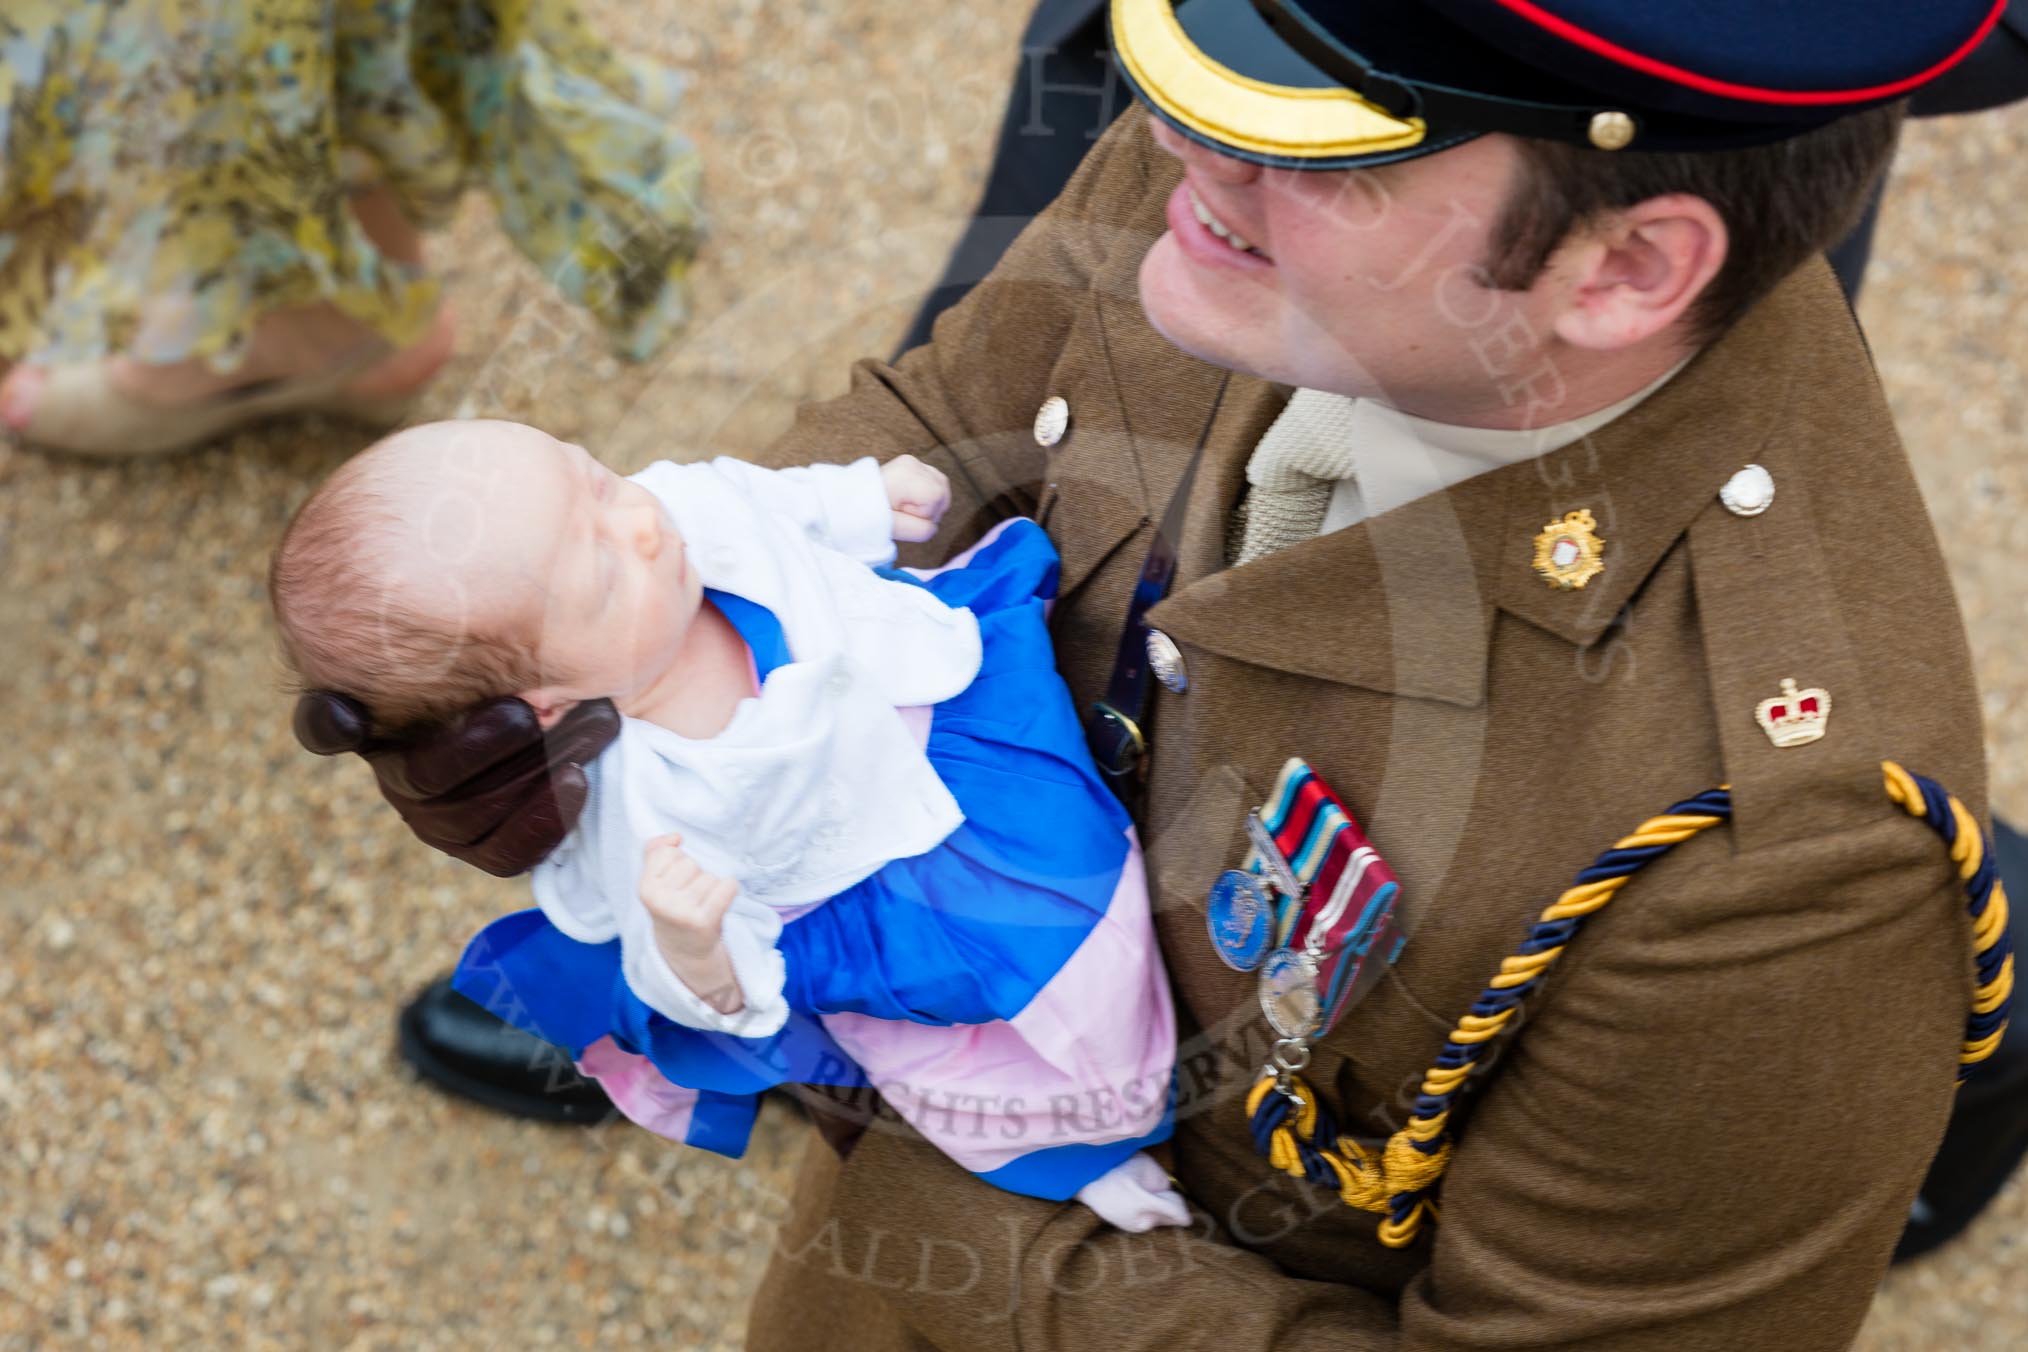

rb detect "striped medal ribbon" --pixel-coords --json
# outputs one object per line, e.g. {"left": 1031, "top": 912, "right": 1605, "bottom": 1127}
{"left": 1206, "top": 758, "right": 1407, "bottom": 1042}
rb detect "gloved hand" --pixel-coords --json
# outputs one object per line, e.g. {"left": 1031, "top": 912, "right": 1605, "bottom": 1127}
{"left": 292, "top": 691, "right": 621, "bottom": 877}
{"left": 788, "top": 1081, "right": 878, "bottom": 1160}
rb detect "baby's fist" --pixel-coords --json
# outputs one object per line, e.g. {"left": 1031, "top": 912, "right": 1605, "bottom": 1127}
{"left": 882, "top": 455, "right": 950, "bottom": 543}
{"left": 639, "top": 833, "right": 738, "bottom": 959}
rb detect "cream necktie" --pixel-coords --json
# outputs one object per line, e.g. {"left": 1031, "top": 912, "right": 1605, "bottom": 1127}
{"left": 1231, "top": 387, "right": 1360, "bottom": 566}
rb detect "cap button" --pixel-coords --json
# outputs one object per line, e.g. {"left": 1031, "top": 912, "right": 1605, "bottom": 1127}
{"left": 1588, "top": 111, "right": 1637, "bottom": 151}
{"left": 1719, "top": 464, "right": 1776, "bottom": 517}
{"left": 1034, "top": 396, "right": 1070, "bottom": 448}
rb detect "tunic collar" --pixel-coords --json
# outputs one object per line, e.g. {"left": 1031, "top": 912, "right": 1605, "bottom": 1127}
{"left": 1319, "top": 360, "right": 1688, "bottom": 531}
{"left": 1142, "top": 260, "right": 1842, "bottom": 705}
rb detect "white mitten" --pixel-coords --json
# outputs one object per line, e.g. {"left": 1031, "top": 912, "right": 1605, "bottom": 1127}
{"left": 1073, "top": 1152, "right": 1192, "bottom": 1232}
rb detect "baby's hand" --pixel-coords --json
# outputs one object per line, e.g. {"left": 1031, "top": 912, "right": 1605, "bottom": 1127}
{"left": 1075, "top": 1152, "right": 1192, "bottom": 1232}
{"left": 639, "top": 833, "right": 738, "bottom": 960}
{"left": 882, "top": 454, "right": 950, "bottom": 543}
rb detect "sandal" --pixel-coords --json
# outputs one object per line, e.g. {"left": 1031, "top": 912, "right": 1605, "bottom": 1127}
{"left": 1, "top": 360, "right": 423, "bottom": 459}
{"left": 1, "top": 308, "right": 454, "bottom": 458}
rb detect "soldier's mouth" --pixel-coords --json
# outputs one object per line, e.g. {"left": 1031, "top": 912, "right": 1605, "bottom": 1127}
{"left": 1185, "top": 185, "right": 1266, "bottom": 258}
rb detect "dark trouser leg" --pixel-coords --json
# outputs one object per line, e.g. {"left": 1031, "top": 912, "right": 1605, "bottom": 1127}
{"left": 1827, "top": 184, "right": 1883, "bottom": 304}
{"left": 894, "top": 0, "right": 1121, "bottom": 356}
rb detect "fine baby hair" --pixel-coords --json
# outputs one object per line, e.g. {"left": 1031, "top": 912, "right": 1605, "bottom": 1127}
{"left": 271, "top": 421, "right": 567, "bottom": 736}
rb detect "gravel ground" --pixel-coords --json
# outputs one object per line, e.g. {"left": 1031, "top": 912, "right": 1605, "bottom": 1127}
{"left": 0, "top": 3, "right": 2022, "bottom": 1347}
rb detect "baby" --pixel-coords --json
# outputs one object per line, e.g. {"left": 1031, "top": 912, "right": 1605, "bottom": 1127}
{"left": 272, "top": 420, "right": 1186, "bottom": 1230}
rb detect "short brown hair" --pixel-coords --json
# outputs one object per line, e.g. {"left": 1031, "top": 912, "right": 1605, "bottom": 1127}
{"left": 1482, "top": 102, "right": 1905, "bottom": 342}
{"left": 269, "top": 451, "right": 547, "bottom": 738}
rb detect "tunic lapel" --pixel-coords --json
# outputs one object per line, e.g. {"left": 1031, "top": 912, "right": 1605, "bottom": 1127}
{"left": 1149, "top": 463, "right": 1509, "bottom": 706}
{"left": 1045, "top": 290, "right": 1266, "bottom": 598}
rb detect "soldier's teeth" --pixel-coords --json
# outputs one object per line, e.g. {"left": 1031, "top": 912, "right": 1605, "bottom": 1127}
{"left": 1186, "top": 186, "right": 1261, "bottom": 257}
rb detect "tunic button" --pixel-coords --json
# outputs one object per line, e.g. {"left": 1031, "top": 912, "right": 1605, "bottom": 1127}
{"left": 1033, "top": 396, "right": 1070, "bottom": 448}
{"left": 1146, "top": 629, "right": 1187, "bottom": 693}
{"left": 1719, "top": 464, "right": 1775, "bottom": 517}
{"left": 826, "top": 669, "right": 853, "bottom": 694}
{"left": 706, "top": 545, "right": 740, "bottom": 574}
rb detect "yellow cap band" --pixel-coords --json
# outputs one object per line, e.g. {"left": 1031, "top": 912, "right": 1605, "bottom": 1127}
{"left": 1111, "top": 0, "right": 1428, "bottom": 161}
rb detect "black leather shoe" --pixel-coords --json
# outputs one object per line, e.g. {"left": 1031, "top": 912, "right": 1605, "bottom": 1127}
{"left": 1893, "top": 815, "right": 2028, "bottom": 1263}
{"left": 398, "top": 975, "right": 614, "bottom": 1124}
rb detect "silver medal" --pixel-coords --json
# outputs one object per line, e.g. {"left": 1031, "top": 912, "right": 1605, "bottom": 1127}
{"left": 1259, "top": 947, "right": 1322, "bottom": 1039}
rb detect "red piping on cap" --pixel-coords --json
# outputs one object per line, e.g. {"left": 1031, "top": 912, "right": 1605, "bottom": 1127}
{"left": 1485, "top": 0, "right": 2008, "bottom": 106}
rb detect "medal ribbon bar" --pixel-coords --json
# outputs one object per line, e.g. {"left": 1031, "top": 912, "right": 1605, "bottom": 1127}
{"left": 1247, "top": 759, "right": 1408, "bottom": 1036}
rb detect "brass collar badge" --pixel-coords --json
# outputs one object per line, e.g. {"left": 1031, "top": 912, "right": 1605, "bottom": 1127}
{"left": 1532, "top": 508, "right": 1605, "bottom": 590}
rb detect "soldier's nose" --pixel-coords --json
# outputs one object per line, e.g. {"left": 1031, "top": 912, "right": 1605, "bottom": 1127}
{"left": 1146, "top": 113, "right": 1262, "bottom": 185}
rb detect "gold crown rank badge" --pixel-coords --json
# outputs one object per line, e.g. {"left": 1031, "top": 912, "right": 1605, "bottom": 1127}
{"left": 1755, "top": 677, "right": 1831, "bottom": 748}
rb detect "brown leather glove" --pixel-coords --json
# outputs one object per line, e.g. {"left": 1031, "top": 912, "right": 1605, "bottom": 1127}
{"left": 292, "top": 692, "right": 622, "bottom": 877}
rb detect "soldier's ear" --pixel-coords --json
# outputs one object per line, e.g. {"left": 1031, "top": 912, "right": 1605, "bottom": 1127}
{"left": 1550, "top": 193, "right": 1728, "bottom": 352}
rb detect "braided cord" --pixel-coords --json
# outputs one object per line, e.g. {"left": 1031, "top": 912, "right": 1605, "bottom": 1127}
{"left": 1882, "top": 762, "right": 2015, "bottom": 1074}
{"left": 1248, "top": 764, "right": 2013, "bottom": 1249}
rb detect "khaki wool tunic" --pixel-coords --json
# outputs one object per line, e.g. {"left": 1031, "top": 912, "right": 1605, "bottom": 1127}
{"left": 736, "top": 117, "right": 1988, "bottom": 1352}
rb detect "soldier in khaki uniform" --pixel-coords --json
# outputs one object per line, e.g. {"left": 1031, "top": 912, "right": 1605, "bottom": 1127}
{"left": 295, "top": 0, "right": 2015, "bottom": 1346}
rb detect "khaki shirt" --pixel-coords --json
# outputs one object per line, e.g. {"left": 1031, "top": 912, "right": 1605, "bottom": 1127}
{"left": 740, "top": 117, "right": 1987, "bottom": 1352}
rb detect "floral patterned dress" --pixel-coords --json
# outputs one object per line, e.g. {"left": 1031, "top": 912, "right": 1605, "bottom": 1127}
{"left": 0, "top": 0, "right": 704, "bottom": 369}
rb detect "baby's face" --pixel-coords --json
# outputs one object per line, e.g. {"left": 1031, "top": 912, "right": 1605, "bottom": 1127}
{"left": 524, "top": 430, "right": 702, "bottom": 717}
{"left": 390, "top": 420, "right": 700, "bottom": 719}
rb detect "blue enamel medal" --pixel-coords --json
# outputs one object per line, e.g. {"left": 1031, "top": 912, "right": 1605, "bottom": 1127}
{"left": 1206, "top": 868, "right": 1274, "bottom": 971}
